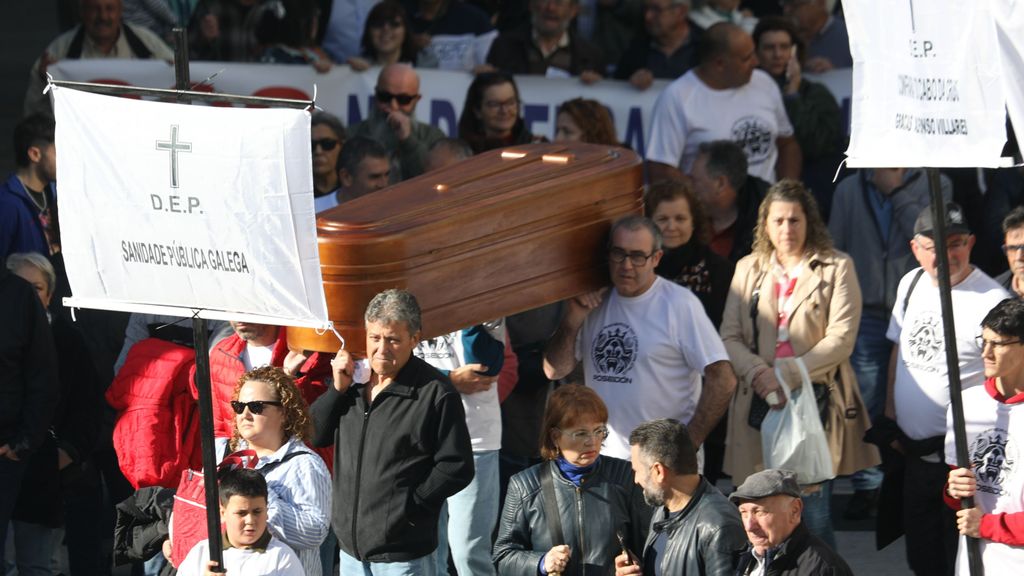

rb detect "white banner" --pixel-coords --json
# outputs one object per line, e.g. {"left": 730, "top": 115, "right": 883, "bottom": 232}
{"left": 47, "top": 61, "right": 860, "bottom": 158}
{"left": 52, "top": 85, "right": 330, "bottom": 328}
{"left": 994, "top": 0, "right": 1024, "bottom": 161}
{"left": 49, "top": 60, "right": 669, "bottom": 154}
{"left": 844, "top": 0, "right": 1011, "bottom": 167}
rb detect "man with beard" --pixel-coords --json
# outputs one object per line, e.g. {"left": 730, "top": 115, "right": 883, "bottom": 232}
{"left": 544, "top": 216, "right": 736, "bottom": 463}
{"left": 614, "top": 419, "right": 746, "bottom": 575}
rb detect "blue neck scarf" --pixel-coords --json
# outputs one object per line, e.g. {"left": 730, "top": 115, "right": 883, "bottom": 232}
{"left": 556, "top": 456, "right": 598, "bottom": 486}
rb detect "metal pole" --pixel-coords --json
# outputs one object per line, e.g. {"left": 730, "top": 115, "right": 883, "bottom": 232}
{"left": 173, "top": 27, "right": 226, "bottom": 574}
{"left": 926, "top": 168, "right": 983, "bottom": 576}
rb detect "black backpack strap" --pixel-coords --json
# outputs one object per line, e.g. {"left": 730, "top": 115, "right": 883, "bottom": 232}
{"left": 66, "top": 26, "right": 86, "bottom": 59}
{"left": 903, "top": 268, "right": 925, "bottom": 314}
{"left": 540, "top": 461, "right": 565, "bottom": 548}
{"left": 122, "top": 24, "right": 153, "bottom": 58}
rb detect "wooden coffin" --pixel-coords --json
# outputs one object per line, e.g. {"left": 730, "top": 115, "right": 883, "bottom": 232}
{"left": 288, "top": 142, "right": 643, "bottom": 354}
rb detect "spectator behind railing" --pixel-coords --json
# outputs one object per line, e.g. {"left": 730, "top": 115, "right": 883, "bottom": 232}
{"left": 256, "top": 0, "right": 333, "bottom": 72}
{"left": 311, "top": 111, "right": 346, "bottom": 200}
{"left": 347, "top": 1, "right": 418, "bottom": 71}
{"left": 553, "top": 97, "right": 619, "bottom": 146}
{"left": 457, "top": 71, "right": 542, "bottom": 154}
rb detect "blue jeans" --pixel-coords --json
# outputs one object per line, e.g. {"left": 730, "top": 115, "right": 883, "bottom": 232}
{"left": 10, "top": 521, "right": 58, "bottom": 576}
{"left": 801, "top": 480, "right": 835, "bottom": 550}
{"left": 0, "top": 458, "right": 26, "bottom": 570}
{"left": 435, "top": 450, "right": 498, "bottom": 576}
{"left": 849, "top": 312, "right": 890, "bottom": 491}
{"left": 339, "top": 548, "right": 436, "bottom": 576}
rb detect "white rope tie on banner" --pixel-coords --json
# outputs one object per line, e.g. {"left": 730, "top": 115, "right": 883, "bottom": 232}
{"left": 42, "top": 72, "right": 55, "bottom": 95}
{"left": 315, "top": 321, "right": 346, "bottom": 350}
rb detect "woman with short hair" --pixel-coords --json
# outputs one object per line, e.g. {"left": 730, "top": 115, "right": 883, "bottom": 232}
{"left": 493, "top": 384, "right": 650, "bottom": 575}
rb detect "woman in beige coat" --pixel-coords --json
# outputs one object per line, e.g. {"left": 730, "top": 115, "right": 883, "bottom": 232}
{"left": 719, "top": 180, "right": 880, "bottom": 549}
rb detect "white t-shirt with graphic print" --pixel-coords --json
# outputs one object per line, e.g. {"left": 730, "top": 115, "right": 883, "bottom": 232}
{"left": 576, "top": 277, "right": 729, "bottom": 459}
{"left": 645, "top": 68, "right": 794, "bottom": 183}
{"left": 887, "top": 267, "right": 1007, "bottom": 440}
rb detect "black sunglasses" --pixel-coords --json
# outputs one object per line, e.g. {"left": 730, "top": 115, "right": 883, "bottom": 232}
{"left": 231, "top": 400, "right": 283, "bottom": 415}
{"left": 375, "top": 89, "right": 418, "bottom": 106}
{"left": 312, "top": 138, "right": 339, "bottom": 151}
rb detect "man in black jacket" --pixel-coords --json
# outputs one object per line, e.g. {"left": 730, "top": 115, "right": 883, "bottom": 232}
{"left": 615, "top": 418, "right": 746, "bottom": 575}
{"left": 731, "top": 469, "right": 853, "bottom": 575}
{"left": 0, "top": 269, "right": 59, "bottom": 569}
{"left": 311, "top": 289, "right": 474, "bottom": 575}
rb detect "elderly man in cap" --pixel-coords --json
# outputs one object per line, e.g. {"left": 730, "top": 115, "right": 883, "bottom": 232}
{"left": 731, "top": 469, "right": 853, "bottom": 575}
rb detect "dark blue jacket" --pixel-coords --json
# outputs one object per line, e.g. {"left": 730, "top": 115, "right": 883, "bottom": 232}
{"left": 0, "top": 174, "right": 50, "bottom": 259}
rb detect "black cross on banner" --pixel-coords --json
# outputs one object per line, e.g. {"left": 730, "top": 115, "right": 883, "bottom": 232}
{"left": 156, "top": 125, "right": 192, "bottom": 188}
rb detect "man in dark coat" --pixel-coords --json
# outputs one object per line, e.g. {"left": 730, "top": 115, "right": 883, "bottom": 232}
{"left": 731, "top": 469, "right": 853, "bottom": 575}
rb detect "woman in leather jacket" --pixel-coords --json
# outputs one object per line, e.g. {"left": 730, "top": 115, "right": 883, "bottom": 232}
{"left": 493, "top": 384, "right": 651, "bottom": 575}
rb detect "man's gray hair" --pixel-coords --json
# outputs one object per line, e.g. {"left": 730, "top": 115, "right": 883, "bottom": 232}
{"left": 610, "top": 215, "right": 663, "bottom": 252}
{"left": 365, "top": 289, "right": 422, "bottom": 335}
{"left": 628, "top": 418, "right": 698, "bottom": 475}
{"left": 6, "top": 252, "right": 56, "bottom": 295}
{"left": 698, "top": 140, "right": 748, "bottom": 191}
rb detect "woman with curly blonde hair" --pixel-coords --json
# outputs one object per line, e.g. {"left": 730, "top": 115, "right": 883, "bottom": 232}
{"left": 719, "top": 179, "right": 878, "bottom": 549}
{"left": 223, "top": 366, "right": 332, "bottom": 576}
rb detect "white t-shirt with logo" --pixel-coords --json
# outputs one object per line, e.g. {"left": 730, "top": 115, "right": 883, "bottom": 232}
{"left": 645, "top": 68, "right": 794, "bottom": 183}
{"left": 945, "top": 382, "right": 1024, "bottom": 575}
{"left": 576, "top": 277, "right": 729, "bottom": 459}
{"left": 414, "top": 322, "right": 503, "bottom": 452}
{"left": 887, "top": 267, "right": 1008, "bottom": 440}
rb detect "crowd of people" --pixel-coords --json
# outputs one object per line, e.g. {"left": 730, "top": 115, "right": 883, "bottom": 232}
{"left": 4, "top": 0, "right": 1024, "bottom": 575}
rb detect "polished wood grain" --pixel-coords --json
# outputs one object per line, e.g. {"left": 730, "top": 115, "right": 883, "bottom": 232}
{"left": 289, "top": 141, "right": 643, "bottom": 354}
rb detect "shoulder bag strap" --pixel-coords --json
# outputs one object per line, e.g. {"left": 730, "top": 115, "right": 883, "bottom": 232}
{"left": 259, "top": 449, "right": 311, "bottom": 475}
{"left": 540, "top": 460, "right": 565, "bottom": 547}
{"left": 903, "top": 268, "right": 925, "bottom": 314}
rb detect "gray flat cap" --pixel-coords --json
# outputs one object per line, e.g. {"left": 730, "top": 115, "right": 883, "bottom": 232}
{"left": 729, "top": 469, "right": 802, "bottom": 503}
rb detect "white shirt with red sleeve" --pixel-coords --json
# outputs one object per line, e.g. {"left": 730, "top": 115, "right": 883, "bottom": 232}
{"left": 945, "top": 378, "right": 1024, "bottom": 574}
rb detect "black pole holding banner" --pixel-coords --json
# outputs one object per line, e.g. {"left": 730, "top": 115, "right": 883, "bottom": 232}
{"left": 926, "top": 168, "right": 983, "bottom": 576}
{"left": 171, "top": 28, "right": 226, "bottom": 574}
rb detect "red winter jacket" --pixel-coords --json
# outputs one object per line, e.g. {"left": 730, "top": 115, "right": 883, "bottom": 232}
{"left": 191, "top": 327, "right": 335, "bottom": 472}
{"left": 107, "top": 338, "right": 202, "bottom": 489}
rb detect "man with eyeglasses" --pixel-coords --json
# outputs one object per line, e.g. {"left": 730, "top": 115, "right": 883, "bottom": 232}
{"left": 347, "top": 63, "right": 445, "bottom": 183}
{"left": 883, "top": 202, "right": 1008, "bottom": 576}
{"left": 544, "top": 215, "right": 737, "bottom": 466}
{"left": 995, "top": 206, "right": 1024, "bottom": 300}
{"left": 945, "top": 298, "right": 1024, "bottom": 573}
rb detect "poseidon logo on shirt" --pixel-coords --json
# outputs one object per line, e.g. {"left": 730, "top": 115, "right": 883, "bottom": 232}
{"left": 731, "top": 116, "right": 773, "bottom": 165}
{"left": 905, "top": 312, "right": 943, "bottom": 373}
{"left": 969, "top": 428, "right": 1016, "bottom": 496}
{"left": 591, "top": 323, "right": 637, "bottom": 383}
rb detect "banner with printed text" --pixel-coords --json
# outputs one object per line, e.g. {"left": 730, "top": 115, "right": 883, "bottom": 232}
{"left": 52, "top": 85, "right": 330, "bottom": 327}
{"left": 844, "top": 0, "right": 1011, "bottom": 167}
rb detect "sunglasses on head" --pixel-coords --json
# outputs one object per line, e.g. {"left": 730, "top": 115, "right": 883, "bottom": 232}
{"left": 312, "top": 138, "right": 339, "bottom": 151}
{"left": 231, "top": 400, "right": 283, "bottom": 415}
{"left": 375, "top": 89, "right": 418, "bottom": 106}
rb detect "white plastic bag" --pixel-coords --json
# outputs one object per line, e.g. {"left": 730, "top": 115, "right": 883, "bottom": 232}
{"left": 760, "top": 357, "right": 834, "bottom": 485}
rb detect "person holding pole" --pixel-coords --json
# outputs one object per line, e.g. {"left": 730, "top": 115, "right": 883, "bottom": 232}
{"left": 945, "top": 298, "right": 1024, "bottom": 574}
{"left": 311, "top": 289, "right": 474, "bottom": 575}
{"left": 884, "top": 203, "right": 1008, "bottom": 575}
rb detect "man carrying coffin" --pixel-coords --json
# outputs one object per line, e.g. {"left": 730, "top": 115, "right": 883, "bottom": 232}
{"left": 312, "top": 289, "right": 474, "bottom": 575}
{"left": 543, "top": 215, "right": 736, "bottom": 462}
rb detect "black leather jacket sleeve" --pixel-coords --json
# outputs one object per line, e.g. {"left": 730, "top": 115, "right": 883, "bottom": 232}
{"left": 493, "top": 472, "right": 547, "bottom": 575}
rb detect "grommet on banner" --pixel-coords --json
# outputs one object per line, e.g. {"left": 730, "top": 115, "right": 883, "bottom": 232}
{"left": 315, "top": 321, "right": 347, "bottom": 350}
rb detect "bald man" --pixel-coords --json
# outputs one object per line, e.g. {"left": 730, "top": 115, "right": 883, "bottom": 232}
{"left": 348, "top": 63, "right": 446, "bottom": 183}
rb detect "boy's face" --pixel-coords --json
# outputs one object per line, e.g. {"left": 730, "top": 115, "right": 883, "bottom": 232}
{"left": 220, "top": 494, "right": 268, "bottom": 548}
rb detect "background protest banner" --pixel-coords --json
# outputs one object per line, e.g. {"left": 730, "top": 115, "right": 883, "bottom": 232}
{"left": 52, "top": 85, "right": 330, "bottom": 327}
{"left": 49, "top": 61, "right": 855, "bottom": 158}
{"left": 844, "top": 0, "right": 1011, "bottom": 167}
